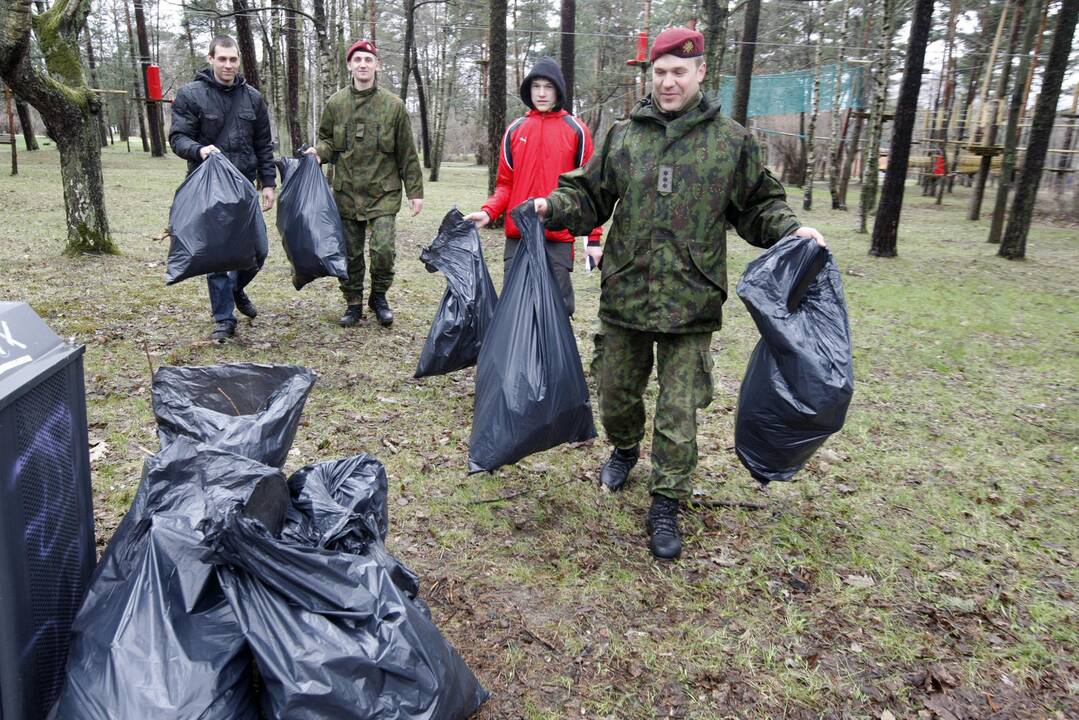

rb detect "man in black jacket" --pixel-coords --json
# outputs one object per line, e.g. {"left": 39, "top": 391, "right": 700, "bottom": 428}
{"left": 170, "top": 35, "right": 276, "bottom": 342}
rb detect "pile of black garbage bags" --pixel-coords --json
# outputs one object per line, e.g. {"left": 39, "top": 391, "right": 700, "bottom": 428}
{"left": 50, "top": 363, "right": 487, "bottom": 719}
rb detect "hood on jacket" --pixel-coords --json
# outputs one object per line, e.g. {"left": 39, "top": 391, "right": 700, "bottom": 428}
{"left": 520, "top": 56, "right": 567, "bottom": 111}
{"left": 195, "top": 67, "right": 247, "bottom": 92}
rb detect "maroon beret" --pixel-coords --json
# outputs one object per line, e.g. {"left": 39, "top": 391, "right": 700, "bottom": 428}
{"left": 346, "top": 39, "right": 377, "bottom": 62}
{"left": 649, "top": 27, "right": 705, "bottom": 63}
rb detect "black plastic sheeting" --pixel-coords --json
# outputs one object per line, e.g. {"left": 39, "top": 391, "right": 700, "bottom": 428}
{"left": 166, "top": 152, "right": 267, "bottom": 285}
{"left": 51, "top": 364, "right": 487, "bottom": 719}
{"left": 152, "top": 363, "right": 316, "bottom": 469}
{"left": 415, "top": 209, "right": 498, "bottom": 378}
{"left": 275, "top": 154, "right": 349, "bottom": 290}
{"left": 734, "top": 236, "right": 854, "bottom": 484}
{"left": 468, "top": 203, "right": 596, "bottom": 473}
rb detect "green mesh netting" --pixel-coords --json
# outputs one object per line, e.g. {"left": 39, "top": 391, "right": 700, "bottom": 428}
{"left": 711, "top": 64, "right": 866, "bottom": 118}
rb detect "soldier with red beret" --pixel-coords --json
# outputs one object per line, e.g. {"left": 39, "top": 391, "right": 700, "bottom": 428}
{"left": 535, "top": 27, "right": 826, "bottom": 559}
{"left": 305, "top": 40, "right": 424, "bottom": 328}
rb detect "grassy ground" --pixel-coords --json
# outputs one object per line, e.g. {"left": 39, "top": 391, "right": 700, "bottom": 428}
{"left": 1, "top": 144, "right": 1076, "bottom": 719}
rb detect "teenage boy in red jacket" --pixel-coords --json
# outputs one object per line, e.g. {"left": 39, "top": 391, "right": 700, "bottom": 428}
{"left": 465, "top": 57, "right": 602, "bottom": 316}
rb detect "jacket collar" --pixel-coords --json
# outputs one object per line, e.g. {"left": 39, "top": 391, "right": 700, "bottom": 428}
{"left": 525, "top": 108, "right": 568, "bottom": 119}
{"left": 631, "top": 92, "right": 717, "bottom": 138}
{"left": 196, "top": 67, "right": 246, "bottom": 93}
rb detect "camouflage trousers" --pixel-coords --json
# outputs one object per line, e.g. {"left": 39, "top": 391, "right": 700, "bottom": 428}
{"left": 594, "top": 321, "right": 714, "bottom": 501}
{"left": 340, "top": 215, "right": 396, "bottom": 303}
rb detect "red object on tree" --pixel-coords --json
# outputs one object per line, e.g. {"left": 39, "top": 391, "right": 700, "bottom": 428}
{"left": 626, "top": 31, "right": 648, "bottom": 65}
{"left": 145, "top": 64, "right": 162, "bottom": 101}
{"left": 933, "top": 155, "right": 945, "bottom": 175}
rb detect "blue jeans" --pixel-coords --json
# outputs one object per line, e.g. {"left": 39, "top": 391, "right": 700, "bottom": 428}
{"left": 207, "top": 230, "right": 268, "bottom": 323}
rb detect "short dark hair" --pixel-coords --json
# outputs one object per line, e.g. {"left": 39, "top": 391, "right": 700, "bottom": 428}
{"left": 209, "top": 36, "right": 239, "bottom": 58}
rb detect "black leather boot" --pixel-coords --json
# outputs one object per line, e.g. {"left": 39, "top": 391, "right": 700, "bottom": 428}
{"left": 233, "top": 290, "right": 257, "bottom": 318}
{"left": 368, "top": 292, "right": 394, "bottom": 326}
{"left": 599, "top": 445, "right": 639, "bottom": 491}
{"left": 338, "top": 304, "right": 365, "bottom": 327}
{"left": 646, "top": 494, "right": 682, "bottom": 560}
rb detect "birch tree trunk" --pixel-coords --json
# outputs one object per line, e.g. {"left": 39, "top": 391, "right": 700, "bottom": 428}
{"left": 0, "top": 0, "right": 117, "bottom": 253}
{"left": 857, "top": 0, "right": 892, "bottom": 234}
{"left": 802, "top": 0, "right": 824, "bottom": 211}
{"left": 827, "top": 0, "right": 849, "bottom": 209}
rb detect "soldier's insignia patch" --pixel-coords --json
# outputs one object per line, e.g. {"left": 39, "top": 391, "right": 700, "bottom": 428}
{"left": 658, "top": 165, "right": 673, "bottom": 194}
{"left": 682, "top": 40, "right": 695, "bottom": 54}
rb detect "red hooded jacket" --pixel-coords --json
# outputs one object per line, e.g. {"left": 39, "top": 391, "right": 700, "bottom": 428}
{"left": 481, "top": 108, "right": 603, "bottom": 246}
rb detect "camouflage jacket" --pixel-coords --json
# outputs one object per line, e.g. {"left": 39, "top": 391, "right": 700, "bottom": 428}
{"left": 315, "top": 85, "right": 424, "bottom": 220}
{"left": 546, "top": 93, "right": 800, "bottom": 334}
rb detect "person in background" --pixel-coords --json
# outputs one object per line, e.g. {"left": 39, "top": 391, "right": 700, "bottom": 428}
{"left": 170, "top": 35, "right": 275, "bottom": 343}
{"left": 464, "top": 56, "right": 602, "bottom": 316}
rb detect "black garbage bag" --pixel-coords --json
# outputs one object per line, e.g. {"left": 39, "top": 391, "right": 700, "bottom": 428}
{"left": 166, "top": 151, "right": 267, "bottom": 285}
{"left": 282, "top": 454, "right": 423, "bottom": 602}
{"left": 48, "top": 438, "right": 287, "bottom": 720}
{"left": 467, "top": 203, "right": 596, "bottom": 473}
{"left": 152, "top": 363, "right": 316, "bottom": 469}
{"left": 414, "top": 209, "right": 498, "bottom": 378}
{"left": 206, "top": 515, "right": 490, "bottom": 720}
{"left": 275, "top": 153, "right": 349, "bottom": 290}
{"left": 275, "top": 156, "right": 300, "bottom": 186}
{"left": 734, "top": 236, "right": 854, "bottom": 484}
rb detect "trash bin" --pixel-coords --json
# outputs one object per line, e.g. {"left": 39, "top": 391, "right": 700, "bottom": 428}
{"left": 0, "top": 302, "right": 96, "bottom": 720}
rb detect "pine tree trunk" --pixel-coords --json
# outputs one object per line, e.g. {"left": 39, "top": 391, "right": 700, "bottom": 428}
{"left": 803, "top": 1, "right": 824, "bottom": 211}
{"left": 285, "top": 0, "right": 301, "bottom": 153}
{"left": 702, "top": 0, "right": 730, "bottom": 96}
{"left": 970, "top": 0, "right": 1022, "bottom": 220}
{"left": 121, "top": 0, "right": 149, "bottom": 151}
{"left": 858, "top": 0, "right": 893, "bottom": 234}
{"left": 1, "top": 0, "right": 117, "bottom": 253}
{"left": 999, "top": 0, "right": 1078, "bottom": 259}
{"left": 411, "top": 42, "right": 431, "bottom": 168}
{"left": 133, "top": 0, "right": 164, "bottom": 155}
{"left": 15, "top": 96, "right": 38, "bottom": 150}
{"left": 83, "top": 29, "right": 108, "bottom": 146}
{"left": 487, "top": 0, "right": 507, "bottom": 196}
{"left": 987, "top": 0, "right": 1043, "bottom": 244}
{"left": 559, "top": 0, "right": 575, "bottom": 112}
{"left": 731, "top": 0, "right": 760, "bottom": 126}
{"left": 233, "top": 0, "right": 262, "bottom": 89}
{"left": 399, "top": 0, "right": 414, "bottom": 100}
{"left": 869, "top": 0, "right": 934, "bottom": 257}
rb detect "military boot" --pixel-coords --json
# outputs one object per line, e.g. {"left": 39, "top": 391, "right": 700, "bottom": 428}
{"left": 368, "top": 292, "right": 394, "bottom": 327}
{"left": 338, "top": 305, "right": 365, "bottom": 327}
{"left": 233, "top": 290, "right": 257, "bottom": 318}
{"left": 646, "top": 494, "right": 682, "bottom": 560}
{"left": 599, "top": 445, "right": 639, "bottom": 491}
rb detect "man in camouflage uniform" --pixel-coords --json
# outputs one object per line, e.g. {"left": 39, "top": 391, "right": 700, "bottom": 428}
{"left": 306, "top": 39, "right": 424, "bottom": 327}
{"left": 536, "top": 27, "right": 826, "bottom": 560}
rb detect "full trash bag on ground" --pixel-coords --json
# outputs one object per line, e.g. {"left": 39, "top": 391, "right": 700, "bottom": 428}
{"left": 468, "top": 203, "right": 596, "bottom": 473}
{"left": 415, "top": 209, "right": 498, "bottom": 378}
{"left": 48, "top": 438, "right": 287, "bottom": 719}
{"left": 152, "top": 363, "right": 316, "bottom": 469}
{"left": 166, "top": 151, "right": 267, "bottom": 285}
{"left": 52, "top": 363, "right": 487, "bottom": 720}
{"left": 275, "top": 153, "right": 349, "bottom": 290}
{"left": 734, "top": 236, "right": 854, "bottom": 484}
{"left": 206, "top": 515, "right": 489, "bottom": 720}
